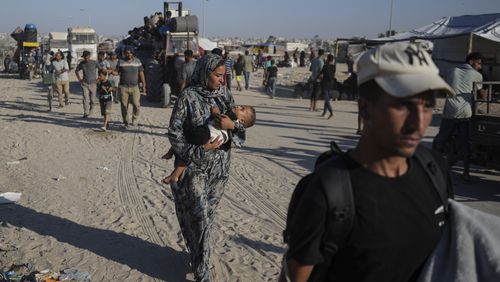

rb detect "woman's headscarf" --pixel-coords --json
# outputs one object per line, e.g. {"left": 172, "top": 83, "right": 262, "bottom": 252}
{"left": 189, "top": 53, "right": 225, "bottom": 98}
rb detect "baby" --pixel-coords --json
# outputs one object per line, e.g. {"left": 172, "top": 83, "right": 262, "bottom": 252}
{"left": 162, "top": 105, "right": 256, "bottom": 184}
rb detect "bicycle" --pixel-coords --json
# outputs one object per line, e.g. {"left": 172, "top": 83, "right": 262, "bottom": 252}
{"left": 42, "top": 72, "right": 55, "bottom": 112}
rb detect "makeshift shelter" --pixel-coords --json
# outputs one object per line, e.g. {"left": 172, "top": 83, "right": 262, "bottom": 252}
{"left": 198, "top": 37, "right": 217, "bottom": 53}
{"left": 370, "top": 13, "right": 500, "bottom": 80}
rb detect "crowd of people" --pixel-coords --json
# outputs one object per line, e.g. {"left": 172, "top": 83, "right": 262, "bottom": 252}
{"left": 2, "top": 39, "right": 496, "bottom": 282}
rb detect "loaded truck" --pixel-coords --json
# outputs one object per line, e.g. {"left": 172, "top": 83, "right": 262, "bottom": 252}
{"left": 10, "top": 24, "right": 40, "bottom": 80}
{"left": 159, "top": 1, "right": 199, "bottom": 106}
{"left": 119, "top": 1, "right": 199, "bottom": 105}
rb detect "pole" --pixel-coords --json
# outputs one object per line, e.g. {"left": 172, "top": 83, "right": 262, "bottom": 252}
{"left": 388, "top": 0, "right": 394, "bottom": 36}
{"left": 202, "top": 0, "right": 206, "bottom": 37}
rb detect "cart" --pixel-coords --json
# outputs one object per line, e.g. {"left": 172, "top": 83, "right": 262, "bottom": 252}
{"left": 469, "top": 81, "right": 500, "bottom": 172}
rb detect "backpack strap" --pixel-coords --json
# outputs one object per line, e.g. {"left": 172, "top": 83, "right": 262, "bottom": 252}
{"left": 413, "top": 145, "right": 449, "bottom": 214}
{"left": 315, "top": 155, "right": 355, "bottom": 257}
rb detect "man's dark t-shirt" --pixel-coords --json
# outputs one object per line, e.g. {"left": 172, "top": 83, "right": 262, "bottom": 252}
{"left": 76, "top": 60, "right": 99, "bottom": 84}
{"left": 321, "top": 63, "right": 336, "bottom": 91}
{"left": 267, "top": 65, "right": 278, "bottom": 78}
{"left": 117, "top": 58, "right": 144, "bottom": 87}
{"left": 287, "top": 151, "right": 451, "bottom": 282}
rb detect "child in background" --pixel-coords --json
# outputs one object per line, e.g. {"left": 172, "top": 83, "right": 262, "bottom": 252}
{"left": 96, "top": 69, "right": 115, "bottom": 131}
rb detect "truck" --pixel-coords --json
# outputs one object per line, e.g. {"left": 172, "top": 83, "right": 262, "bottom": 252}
{"left": 10, "top": 24, "right": 40, "bottom": 80}
{"left": 160, "top": 2, "right": 199, "bottom": 105}
{"left": 48, "top": 32, "right": 68, "bottom": 53}
{"left": 67, "top": 26, "right": 97, "bottom": 68}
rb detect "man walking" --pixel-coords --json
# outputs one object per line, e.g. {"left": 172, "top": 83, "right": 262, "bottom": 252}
{"left": 75, "top": 50, "right": 99, "bottom": 118}
{"left": 284, "top": 43, "right": 454, "bottom": 282}
{"left": 320, "top": 54, "right": 336, "bottom": 119}
{"left": 179, "top": 49, "right": 196, "bottom": 92}
{"left": 223, "top": 52, "right": 234, "bottom": 90}
{"left": 52, "top": 51, "right": 70, "bottom": 108}
{"left": 433, "top": 52, "right": 486, "bottom": 181}
{"left": 115, "top": 47, "right": 146, "bottom": 128}
{"left": 309, "top": 49, "right": 324, "bottom": 111}
{"left": 242, "top": 50, "right": 253, "bottom": 90}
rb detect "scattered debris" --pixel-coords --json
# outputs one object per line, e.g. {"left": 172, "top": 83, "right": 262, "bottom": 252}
{"left": 96, "top": 166, "right": 110, "bottom": 171}
{"left": 0, "top": 192, "right": 22, "bottom": 204}
{"left": 0, "top": 264, "right": 91, "bottom": 282}
{"left": 59, "top": 268, "right": 91, "bottom": 281}
{"left": 53, "top": 175, "right": 66, "bottom": 182}
{"left": 5, "top": 158, "right": 27, "bottom": 165}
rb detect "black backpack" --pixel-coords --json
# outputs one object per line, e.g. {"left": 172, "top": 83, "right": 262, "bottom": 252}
{"left": 283, "top": 142, "right": 448, "bottom": 281}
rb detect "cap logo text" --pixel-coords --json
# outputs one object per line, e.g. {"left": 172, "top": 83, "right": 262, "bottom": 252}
{"left": 404, "top": 46, "right": 429, "bottom": 66}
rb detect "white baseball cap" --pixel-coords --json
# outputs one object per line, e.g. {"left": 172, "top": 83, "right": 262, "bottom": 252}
{"left": 356, "top": 42, "right": 455, "bottom": 97}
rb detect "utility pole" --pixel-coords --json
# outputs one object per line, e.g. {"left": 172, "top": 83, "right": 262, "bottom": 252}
{"left": 388, "top": 0, "right": 394, "bottom": 36}
{"left": 202, "top": 0, "right": 207, "bottom": 37}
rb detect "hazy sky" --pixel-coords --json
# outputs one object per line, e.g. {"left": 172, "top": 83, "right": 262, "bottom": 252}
{"left": 1, "top": 0, "right": 499, "bottom": 39}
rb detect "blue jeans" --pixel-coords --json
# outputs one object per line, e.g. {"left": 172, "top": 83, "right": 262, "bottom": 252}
{"left": 266, "top": 77, "right": 276, "bottom": 98}
{"left": 243, "top": 71, "right": 250, "bottom": 90}
{"left": 322, "top": 90, "right": 334, "bottom": 115}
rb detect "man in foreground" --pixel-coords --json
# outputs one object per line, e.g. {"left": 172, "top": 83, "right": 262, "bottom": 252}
{"left": 285, "top": 42, "right": 455, "bottom": 282}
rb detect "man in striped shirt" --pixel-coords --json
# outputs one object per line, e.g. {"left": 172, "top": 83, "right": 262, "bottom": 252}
{"left": 223, "top": 52, "right": 235, "bottom": 90}
{"left": 115, "top": 47, "right": 146, "bottom": 128}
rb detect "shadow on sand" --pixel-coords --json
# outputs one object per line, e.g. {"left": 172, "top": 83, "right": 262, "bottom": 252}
{"left": 0, "top": 204, "right": 189, "bottom": 281}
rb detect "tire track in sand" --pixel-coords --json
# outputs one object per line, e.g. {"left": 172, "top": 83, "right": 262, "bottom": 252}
{"left": 117, "top": 132, "right": 164, "bottom": 247}
{"left": 228, "top": 156, "right": 287, "bottom": 230}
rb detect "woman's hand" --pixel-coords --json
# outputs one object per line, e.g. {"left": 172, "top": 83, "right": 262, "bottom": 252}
{"left": 203, "top": 136, "right": 223, "bottom": 151}
{"left": 211, "top": 106, "right": 221, "bottom": 115}
{"left": 218, "top": 114, "right": 235, "bottom": 130}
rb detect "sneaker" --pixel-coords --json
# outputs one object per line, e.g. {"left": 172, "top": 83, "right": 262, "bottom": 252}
{"left": 65, "top": 101, "right": 70, "bottom": 106}
{"left": 327, "top": 113, "right": 333, "bottom": 119}
{"left": 55, "top": 105, "right": 64, "bottom": 109}
{"left": 83, "top": 114, "right": 89, "bottom": 119}
{"left": 100, "top": 126, "right": 107, "bottom": 132}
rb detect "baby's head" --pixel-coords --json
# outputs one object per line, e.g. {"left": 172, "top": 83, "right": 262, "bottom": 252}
{"left": 233, "top": 105, "right": 256, "bottom": 128}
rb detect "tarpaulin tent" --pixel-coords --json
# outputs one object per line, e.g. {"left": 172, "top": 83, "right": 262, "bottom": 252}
{"left": 198, "top": 37, "right": 217, "bottom": 53}
{"left": 370, "top": 13, "right": 500, "bottom": 80}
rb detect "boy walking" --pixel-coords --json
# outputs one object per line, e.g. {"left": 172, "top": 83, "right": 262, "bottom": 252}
{"left": 266, "top": 59, "right": 278, "bottom": 99}
{"left": 96, "top": 70, "right": 115, "bottom": 131}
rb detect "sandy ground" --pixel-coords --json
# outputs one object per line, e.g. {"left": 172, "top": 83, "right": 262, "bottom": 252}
{"left": 1, "top": 65, "right": 499, "bottom": 281}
